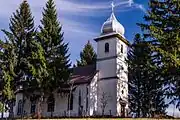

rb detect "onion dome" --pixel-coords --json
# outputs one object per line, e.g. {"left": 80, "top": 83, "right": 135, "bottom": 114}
{"left": 101, "top": 9, "right": 125, "bottom": 37}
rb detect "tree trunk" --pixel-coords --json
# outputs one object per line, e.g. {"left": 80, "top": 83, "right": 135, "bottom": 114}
{"left": 37, "top": 94, "right": 44, "bottom": 119}
{"left": 37, "top": 99, "right": 41, "bottom": 119}
{"left": 102, "top": 108, "right": 104, "bottom": 116}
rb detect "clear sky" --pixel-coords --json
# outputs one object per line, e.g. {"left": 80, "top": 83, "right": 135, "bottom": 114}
{"left": 0, "top": 0, "right": 179, "bottom": 117}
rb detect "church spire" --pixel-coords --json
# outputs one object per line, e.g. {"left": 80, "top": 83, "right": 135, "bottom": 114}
{"left": 109, "top": 1, "right": 117, "bottom": 21}
{"left": 111, "top": 1, "right": 115, "bottom": 14}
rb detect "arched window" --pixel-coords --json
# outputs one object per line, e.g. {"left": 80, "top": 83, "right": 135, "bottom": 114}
{"left": 47, "top": 94, "right": 55, "bottom": 112}
{"left": 105, "top": 43, "right": 109, "bottom": 53}
{"left": 30, "top": 101, "right": 36, "bottom": 114}
{"left": 68, "top": 93, "right": 73, "bottom": 110}
{"left": 17, "top": 100, "right": 23, "bottom": 115}
{"left": 121, "top": 44, "right": 123, "bottom": 53}
{"left": 78, "top": 90, "right": 83, "bottom": 116}
{"left": 86, "top": 86, "right": 88, "bottom": 112}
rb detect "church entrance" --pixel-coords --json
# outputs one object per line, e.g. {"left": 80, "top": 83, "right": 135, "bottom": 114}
{"left": 119, "top": 98, "right": 127, "bottom": 117}
{"left": 121, "top": 104, "right": 125, "bottom": 117}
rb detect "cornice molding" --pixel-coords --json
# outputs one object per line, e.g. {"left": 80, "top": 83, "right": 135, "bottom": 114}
{"left": 94, "top": 33, "right": 130, "bottom": 46}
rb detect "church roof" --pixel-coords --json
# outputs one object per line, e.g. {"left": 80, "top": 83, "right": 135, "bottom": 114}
{"left": 70, "top": 64, "right": 97, "bottom": 85}
{"left": 10, "top": 64, "right": 97, "bottom": 94}
{"left": 58, "top": 65, "right": 97, "bottom": 93}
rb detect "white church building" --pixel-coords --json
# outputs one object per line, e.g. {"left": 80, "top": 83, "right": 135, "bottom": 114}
{"left": 13, "top": 6, "right": 129, "bottom": 118}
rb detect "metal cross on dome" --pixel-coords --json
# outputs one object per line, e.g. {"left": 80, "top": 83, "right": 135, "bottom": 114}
{"left": 111, "top": 1, "right": 115, "bottom": 13}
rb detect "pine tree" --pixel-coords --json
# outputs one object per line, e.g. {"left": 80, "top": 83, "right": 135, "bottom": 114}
{"left": 128, "top": 34, "right": 167, "bottom": 117}
{"left": 37, "top": 0, "right": 71, "bottom": 115}
{"left": 27, "top": 39, "right": 48, "bottom": 119}
{"left": 2, "top": 1, "right": 47, "bottom": 118}
{"left": 0, "top": 39, "right": 16, "bottom": 118}
{"left": 76, "top": 41, "right": 96, "bottom": 66}
{"left": 2, "top": 0, "right": 36, "bottom": 90}
{"left": 138, "top": 0, "right": 180, "bottom": 110}
{"left": 38, "top": 0, "right": 71, "bottom": 90}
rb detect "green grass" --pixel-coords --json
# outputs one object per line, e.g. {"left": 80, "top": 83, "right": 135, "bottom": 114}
{"left": 17, "top": 118, "right": 177, "bottom": 120}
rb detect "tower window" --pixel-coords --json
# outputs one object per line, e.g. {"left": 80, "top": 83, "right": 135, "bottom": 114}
{"left": 105, "top": 43, "right": 109, "bottom": 53}
{"left": 121, "top": 44, "right": 123, "bottom": 53}
{"left": 122, "top": 90, "right": 124, "bottom": 94}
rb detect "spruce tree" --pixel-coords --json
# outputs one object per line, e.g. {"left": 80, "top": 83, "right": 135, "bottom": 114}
{"left": 138, "top": 0, "right": 180, "bottom": 110}
{"left": 2, "top": 0, "right": 36, "bottom": 90}
{"left": 37, "top": 0, "right": 72, "bottom": 115}
{"left": 128, "top": 34, "right": 167, "bottom": 117}
{"left": 2, "top": 1, "right": 47, "bottom": 118}
{"left": 76, "top": 40, "right": 96, "bottom": 66}
{"left": 38, "top": 0, "right": 71, "bottom": 91}
{"left": 0, "top": 40, "right": 16, "bottom": 118}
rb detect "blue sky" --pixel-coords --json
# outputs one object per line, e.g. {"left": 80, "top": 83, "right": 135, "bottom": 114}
{"left": 0, "top": 0, "right": 147, "bottom": 64}
{"left": 0, "top": 0, "right": 179, "bottom": 117}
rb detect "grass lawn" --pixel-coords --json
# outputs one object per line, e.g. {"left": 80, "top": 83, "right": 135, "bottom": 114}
{"left": 18, "top": 118, "right": 180, "bottom": 120}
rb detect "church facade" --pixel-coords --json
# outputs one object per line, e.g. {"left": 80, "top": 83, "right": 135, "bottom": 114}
{"left": 13, "top": 9, "right": 129, "bottom": 118}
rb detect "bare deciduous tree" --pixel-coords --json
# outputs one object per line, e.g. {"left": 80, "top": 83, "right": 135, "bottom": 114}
{"left": 100, "top": 92, "right": 111, "bottom": 116}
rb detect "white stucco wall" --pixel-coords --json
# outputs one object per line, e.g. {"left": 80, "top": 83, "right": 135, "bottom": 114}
{"left": 116, "top": 38, "right": 129, "bottom": 116}
{"left": 97, "top": 59, "right": 116, "bottom": 79}
{"left": 116, "top": 38, "right": 128, "bottom": 61}
{"left": 41, "top": 93, "right": 69, "bottom": 117}
{"left": 14, "top": 83, "right": 91, "bottom": 117}
{"left": 97, "top": 79, "right": 117, "bottom": 116}
{"left": 13, "top": 93, "right": 23, "bottom": 116}
{"left": 89, "top": 73, "right": 98, "bottom": 116}
{"left": 95, "top": 33, "right": 129, "bottom": 117}
{"left": 97, "top": 37, "right": 117, "bottom": 59}
{"left": 71, "top": 84, "right": 88, "bottom": 116}
{"left": 13, "top": 93, "right": 36, "bottom": 117}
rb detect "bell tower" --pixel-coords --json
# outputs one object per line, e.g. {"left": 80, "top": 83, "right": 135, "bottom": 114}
{"left": 94, "top": 2, "right": 129, "bottom": 116}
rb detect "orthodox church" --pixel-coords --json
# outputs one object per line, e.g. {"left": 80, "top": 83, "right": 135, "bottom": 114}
{"left": 13, "top": 5, "right": 129, "bottom": 118}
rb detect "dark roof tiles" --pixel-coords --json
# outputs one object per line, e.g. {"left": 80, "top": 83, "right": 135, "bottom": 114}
{"left": 70, "top": 64, "right": 97, "bottom": 84}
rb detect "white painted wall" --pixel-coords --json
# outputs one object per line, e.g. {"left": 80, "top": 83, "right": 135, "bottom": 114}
{"left": 71, "top": 84, "right": 88, "bottom": 116}
{"left": 97, "top": 79, "right": 117, "bottom": 116}
{"left": 116, "top": 37, "right": 129, "bottom": 116}
{"left": 13, "top": 93, "right": 23, "bottom": 116}
{"left": 97, "top": 38, "right": 117, "bottom": 59}
{"left": 41, "top": 93, "right": 69, "bottom": 117}
{"left": 89, "top": 73, "right": 98, "bottom": 116}
{"left": 95, "top": 33, "right": 129, "bottom": 117}
{"left": 116, "top": 38, "right": 128, "bottom": 60}
{"left": 97, "top": 59, "right": 116, "bottom": 79}
{"left": 14, "top": 83, "right": 92, "bottom": 118}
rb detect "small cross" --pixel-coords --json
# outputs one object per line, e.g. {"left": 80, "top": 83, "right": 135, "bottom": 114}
{"left": 111, "top": 1, "right": 115, "bottom": 13}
